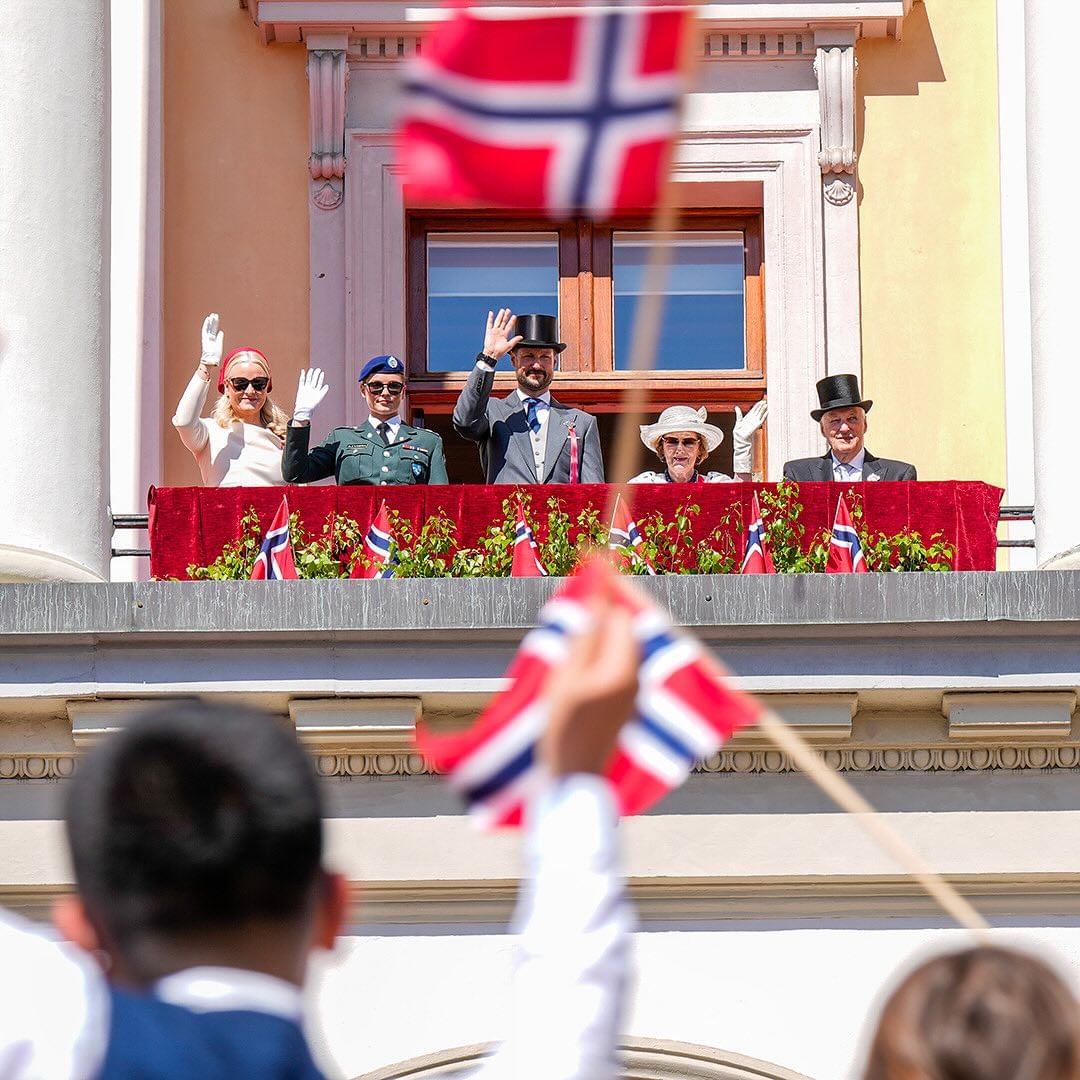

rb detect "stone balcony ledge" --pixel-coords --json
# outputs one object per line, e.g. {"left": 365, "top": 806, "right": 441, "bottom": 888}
{"left": 1, "top": 570, "right": 1079, "bottom": 639}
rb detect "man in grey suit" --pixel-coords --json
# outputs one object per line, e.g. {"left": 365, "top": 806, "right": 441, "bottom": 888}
{"left": 783, "top": 374, "right": 917, "bottom": 482}
{"left": 453, "top": 309, "right": 605, "bottom": 484}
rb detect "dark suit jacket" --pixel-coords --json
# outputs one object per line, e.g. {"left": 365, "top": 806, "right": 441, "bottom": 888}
{"left": 453, "top": 364, "right": 604, "bottom": 484}
{"left": 782, "top": 450, "right": 917, "bottom": 482}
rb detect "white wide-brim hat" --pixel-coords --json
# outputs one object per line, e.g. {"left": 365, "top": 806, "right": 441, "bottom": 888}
{"left": 639, "top": 405, "right": 725, "bottom": 454}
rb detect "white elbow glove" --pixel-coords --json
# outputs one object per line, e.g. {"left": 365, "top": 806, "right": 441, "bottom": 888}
{"left": 293, "top": 368, "right": 330, "bottom": 423}
{"left": 200, "top": 313, "right": 224, "bottom": 368}
{"left": 732, "top": 399, "right": 767, "bottom": 474}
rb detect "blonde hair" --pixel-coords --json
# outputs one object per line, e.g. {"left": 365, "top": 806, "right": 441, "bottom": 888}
{"left": 212, "top": 352, "right": 288, "bottom": 439}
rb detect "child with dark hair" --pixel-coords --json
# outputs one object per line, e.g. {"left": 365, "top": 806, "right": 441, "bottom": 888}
{"left": 0, "top": 574, "right": 640, "bottom": 1079}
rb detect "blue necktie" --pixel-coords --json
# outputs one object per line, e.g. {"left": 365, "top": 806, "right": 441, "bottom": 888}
{"left": 525, "top": 399, "right": 541, "bottom": 435}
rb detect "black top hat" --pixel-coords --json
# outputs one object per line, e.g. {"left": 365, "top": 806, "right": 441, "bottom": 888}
{"left": 810, "top": 374, "right": 873, "bottom": 421}
{"left": 512, "top": 314, "right": 566, "bottom": 354}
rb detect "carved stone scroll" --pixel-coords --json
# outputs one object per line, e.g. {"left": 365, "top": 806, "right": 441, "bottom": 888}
{"left": 306, "top": 48, "right": 349, "bottom": 210}
{"left": 814, "top": 43, "right": 857, "bottom": 174}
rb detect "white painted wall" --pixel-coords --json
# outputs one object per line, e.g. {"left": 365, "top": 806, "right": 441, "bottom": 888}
{"left": 996, "top": 0, "right": 1035, "bottom": 569}
{"left": 311, "top": 924, "right": 1080, "bottom": 1080}
{"left": 0, "top": 0, "right": 111, "bottom": 582}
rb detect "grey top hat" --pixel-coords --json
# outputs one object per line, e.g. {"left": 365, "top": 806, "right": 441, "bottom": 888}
{"left": 811, "top": 374, "right": 873, "bottom": 421}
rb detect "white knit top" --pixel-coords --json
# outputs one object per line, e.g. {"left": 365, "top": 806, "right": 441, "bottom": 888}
{"left": 171, "top": 372, "right": 287, "bottom": 488}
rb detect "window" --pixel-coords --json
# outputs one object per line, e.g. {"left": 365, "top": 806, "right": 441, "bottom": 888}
{"left": 406, "top": 212, "right": 765, "bottom": 481}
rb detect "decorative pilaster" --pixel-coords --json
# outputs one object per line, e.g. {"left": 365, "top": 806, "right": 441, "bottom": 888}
{"left": 306, "top": 43, "right": 349, "bottom": 210}
{"left": 814, "top": 30, "right": 862, "bottom": 378}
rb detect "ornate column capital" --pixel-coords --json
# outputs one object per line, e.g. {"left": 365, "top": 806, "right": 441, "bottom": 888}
{"left": 306, "top": 38, "right": 349, "bottom": 210}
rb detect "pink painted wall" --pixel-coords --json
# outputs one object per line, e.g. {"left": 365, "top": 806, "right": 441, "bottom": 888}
{"left": 162, "top": 0, "right": 309, "bottom": 485}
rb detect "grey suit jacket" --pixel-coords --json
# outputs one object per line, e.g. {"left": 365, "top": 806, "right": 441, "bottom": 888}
{"left": 453, "top": 364, "right": 605, "bottom": 484}
{"left": 782, "top": 450, "right": 917, "bottom": 482}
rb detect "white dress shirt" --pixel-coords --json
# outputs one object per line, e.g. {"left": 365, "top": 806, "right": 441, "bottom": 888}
{"left": 0, "top": 776, "right": 627, "bottom": 1080}
{"left": 516, "top": 389, "right": 552, "bottom": 482}
{"left": 368, "top": 414, "right": 402, "bottom": 441}
{"left": 831, "top": 448, "right": 866, "bottom": 481}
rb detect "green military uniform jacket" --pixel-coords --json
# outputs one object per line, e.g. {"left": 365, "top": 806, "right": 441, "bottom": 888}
{"left": 282, "top": 418, "right": 448, "bottom": 485}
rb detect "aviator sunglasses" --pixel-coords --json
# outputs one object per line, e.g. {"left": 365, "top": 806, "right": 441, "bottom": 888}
{"left": 364, "top": 380, "right": 405, "bottom": 396}
{"left": 662, "top": 436, "right": 701, "bottom": 449}
{"left": 228, "top": 376, "right": 270, "bottom": 392}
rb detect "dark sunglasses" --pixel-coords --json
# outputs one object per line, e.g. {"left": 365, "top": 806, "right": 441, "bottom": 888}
{"left": 364, "top": 380, "right": 405, "bottom": 396}
{"left": 228, "top": 377, "right": 269, "bottom": 392}
{"left": 662, "top": 436, "right": 700, "bottom": 449}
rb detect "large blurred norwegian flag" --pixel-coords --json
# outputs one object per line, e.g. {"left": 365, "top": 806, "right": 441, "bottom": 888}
{"left": 398, "top": 7, "right": 690, "bottom": 217}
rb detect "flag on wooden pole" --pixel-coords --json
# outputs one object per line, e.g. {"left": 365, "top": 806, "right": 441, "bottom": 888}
{"left": 511, "top": 498, "right": 547, "bottom": 578}
{"left": 351, "top": 500, "right": 398, "bottom": 579}
{"left": 250, "top": 496, "right": 298, "bottom": 580}
{"left": 608, "top": 494, "right": 657, "bottom": 575}
{"left": 416, "top": 559, "right": 760, "bottom": 828}
{"left": 398, "top": 7, "right": 690, "bottom": 216}
{"left": 826, "top": 494, "right": 867, "bottom": 574}
{"left": 740, "top": 491, "right": 775, "bottom": 574}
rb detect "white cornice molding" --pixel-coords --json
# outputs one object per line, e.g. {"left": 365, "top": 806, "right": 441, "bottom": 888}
{"left": 240, "top": 0, "right": 912, "bottom": 45}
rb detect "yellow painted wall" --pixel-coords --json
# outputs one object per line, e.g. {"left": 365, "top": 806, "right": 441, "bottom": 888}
{"left": 857, "top": 0, "right": 1004, "bottom": 484}
{"left": 162, "top": 0, "right": 309, "bottom": 485}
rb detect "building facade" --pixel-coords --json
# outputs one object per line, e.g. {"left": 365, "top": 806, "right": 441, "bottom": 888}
{"left": 3, "top": 1, "right": 1080, "bottom": 1078}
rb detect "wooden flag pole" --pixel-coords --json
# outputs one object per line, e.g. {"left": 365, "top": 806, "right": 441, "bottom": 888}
{"left": 605, "top": 6, "right": 702, "bottom": 518}
{"left": 754, "top": 705, "right": 991, "bottom": 937}
{"left": 593, "top": 10, "right": 989, "bottom": 938}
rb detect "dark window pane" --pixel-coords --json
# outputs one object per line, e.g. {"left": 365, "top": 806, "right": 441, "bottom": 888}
{"left": 427, "top": 234, "right": 559, "bottom": 373}
{"left": 613, "top": 232, "right": 745, "bottom": 371}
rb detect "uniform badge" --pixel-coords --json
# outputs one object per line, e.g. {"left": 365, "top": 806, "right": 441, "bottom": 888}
{"left": 411, "top": 461, "right": 424, "bottom": 477}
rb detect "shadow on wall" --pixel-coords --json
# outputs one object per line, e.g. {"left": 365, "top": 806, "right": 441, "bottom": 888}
{"left": 854, "top": 0, "right": 947, "bottom": 205}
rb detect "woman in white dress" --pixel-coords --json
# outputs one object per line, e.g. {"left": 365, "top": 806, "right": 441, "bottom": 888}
{"left": 629, "top": 402, "right": 767, "bottom": 484}
{"left": 171, "top": 313, "right": 290, "bottom": 487}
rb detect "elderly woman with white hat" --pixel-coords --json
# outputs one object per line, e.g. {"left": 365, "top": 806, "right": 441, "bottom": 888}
{"left": 630, "top": 400, "right": 767, "bottom": 484}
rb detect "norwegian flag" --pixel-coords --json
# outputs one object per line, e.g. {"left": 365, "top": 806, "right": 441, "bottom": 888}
{"left": 740, "top": 491, "right": 775, "bottom": 574}
{"left": 511, "top": 498, "right": 547, "bottom": 578}
{"left": 398, "top": 8, "right": 689, "bottom": 217}
{"left": 608, "top": 494, "right": 657, "bottom": 575}
{"left": 250, "top": 496, "right": 298, "bottom": 581}
{"left": 416, "top": 559, "right": 760, "bottom": 828}
{"left": 826, "top": 494, "right": 867, "bottom": 574}
{"left": 351, "top": 500, "right": 398, "bottom": 579}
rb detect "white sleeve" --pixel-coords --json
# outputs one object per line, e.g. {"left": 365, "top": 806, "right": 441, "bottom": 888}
{"left": 0, "top": 910, "right": 109, "bottom": 1079}
{"left": 474, "top": 775, "right": 632, "bottom": 1080}
{"left": 171, "top": 370, "right": 212, "bottom": 455}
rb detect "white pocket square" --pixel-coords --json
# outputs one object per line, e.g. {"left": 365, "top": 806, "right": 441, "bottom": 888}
{"left": 866, "top": 473, "right": 881, "bottom": 481}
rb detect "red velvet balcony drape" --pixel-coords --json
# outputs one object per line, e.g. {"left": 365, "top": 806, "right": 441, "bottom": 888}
{"left": 148, "top": 481, "right": 1003, "bottom": 580}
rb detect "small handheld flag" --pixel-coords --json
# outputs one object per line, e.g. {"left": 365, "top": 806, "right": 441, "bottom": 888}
{"left": 416, "top": 559, "right": 761, "bottom": 828}
{"left": 351, "top": 500, "right": 398, "bottom": 579}
{"left": 740, "top": 491, "right": 775, "bottom": 574}
{"left": 511, "top": 498, "right": 547, "bottom": 578}
{"left": 250, "top": 496, "right": 298, "bottom": 580}
{"left": 608, "top": 494, "right": 657, "bottom": 575}
{"left": 826, "top": 494, "right": 867, "bottom": 574}
{"left": 398, "top": 8, "right": 690, "bottom": 217}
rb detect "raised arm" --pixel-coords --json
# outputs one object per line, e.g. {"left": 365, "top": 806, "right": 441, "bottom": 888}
{"left": 172, "top": 313, "right": 225, "bottom": 455}
{"left": 731, "top": 398, "right": 767, "bottom": 482}
{"left": 453, "top": 310, "right": 522, "bottom": 441}
{"left": 282, "top": 369, "right": 336, "bottom": 483}
{"left": 476, "top": 574, "right": 638, "bottom": 1080}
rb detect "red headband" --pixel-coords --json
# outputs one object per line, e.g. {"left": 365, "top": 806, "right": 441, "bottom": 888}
{"left": 219, "top": 347, "right": 273, "bottom": 393}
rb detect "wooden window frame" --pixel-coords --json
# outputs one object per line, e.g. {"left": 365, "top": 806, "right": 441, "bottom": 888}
{"left": 406, "top": 208, "right": 765, "bottom": 415}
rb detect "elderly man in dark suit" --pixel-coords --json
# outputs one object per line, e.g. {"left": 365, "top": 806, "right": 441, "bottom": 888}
{"left": 783, "top": 374, "right": 916, "bottom": 482}
{"left": 453, "top": 310, "right": 605, "bottom": 484}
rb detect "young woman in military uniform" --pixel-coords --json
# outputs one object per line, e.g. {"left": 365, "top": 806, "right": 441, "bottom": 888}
{"left": 281, "top": 355, "right": 448, "bottom": 485}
